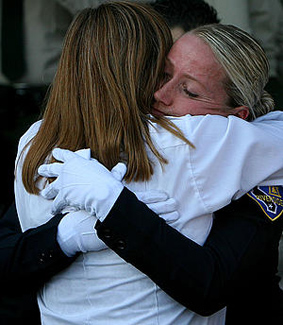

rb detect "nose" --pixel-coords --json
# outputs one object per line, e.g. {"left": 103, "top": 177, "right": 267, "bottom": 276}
{"left": 154, "top": 81, "right": 174, "bottom": 106}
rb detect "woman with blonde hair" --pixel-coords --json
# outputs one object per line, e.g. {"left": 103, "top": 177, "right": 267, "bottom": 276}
{"left": 192, "top": 24, "right": 274, "bottom": 120}
{"left": 15, "top": 1, "right": 283, "bottom": 324}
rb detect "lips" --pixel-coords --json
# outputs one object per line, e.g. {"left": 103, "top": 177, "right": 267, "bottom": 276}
{"left": 152, "top": 104, "right": 166, "bottom": 116}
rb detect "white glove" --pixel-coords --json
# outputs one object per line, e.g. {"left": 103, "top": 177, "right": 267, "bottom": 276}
{"left": 57, "top": 210, "right": 107, "bottom": 257}
{"left": 38, "top": 148, "right": 126, "bottom": 221}
{"left": 134, "top": 190, "right": 179, "bottom": 224}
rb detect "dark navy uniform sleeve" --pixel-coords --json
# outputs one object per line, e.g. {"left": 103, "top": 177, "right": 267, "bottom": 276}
{"left": 0, "top": 203, "right": 76, "bottom": 293}
{"left": 0, "top": 204, "right": 77, "bottom": 324}
{"left": 96, "top": 187, "right": 283, "bottom": 324}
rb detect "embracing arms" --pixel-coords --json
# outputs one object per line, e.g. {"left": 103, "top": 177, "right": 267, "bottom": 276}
{"left": 0, "top": 204, "right": 75, "bottom": 292}
{"left": 95, "top": 188, "right": 283, "bottom": 320}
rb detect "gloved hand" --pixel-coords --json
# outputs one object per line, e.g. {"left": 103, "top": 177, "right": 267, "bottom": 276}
{"left": 135, "top": 190, "right": 179, "bottom": 224}
{"left": 38, "top": 148, "right": 126, "bottom": 221}
{"left": 57, "top": 190, "right": 179, "bottom": 257}
{"left": 57, "top": 210, "right": 107, "bottom": 257}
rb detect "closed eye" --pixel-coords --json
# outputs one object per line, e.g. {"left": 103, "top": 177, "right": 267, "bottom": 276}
{"left": 183, "top": 87, "right": 199, "bottom": 98}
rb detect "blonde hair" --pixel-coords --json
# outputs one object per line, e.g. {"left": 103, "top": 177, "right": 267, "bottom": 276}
{"left": 22, "top": 1, "right": 191, "bottom": 194}
{"left": 190, "top": 24, "right": 274, "bottom": 121}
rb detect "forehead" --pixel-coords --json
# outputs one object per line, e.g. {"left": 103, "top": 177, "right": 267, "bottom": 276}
{"left": 167, "top": 33, "right": 224, "bottom": 77}
{"left": 166, "top": 33, "right": 229, "bottom": 101}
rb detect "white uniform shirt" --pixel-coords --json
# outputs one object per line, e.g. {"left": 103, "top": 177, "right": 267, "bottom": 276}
{"left": 14, "top": 111, "right": 283, "bottom": 324}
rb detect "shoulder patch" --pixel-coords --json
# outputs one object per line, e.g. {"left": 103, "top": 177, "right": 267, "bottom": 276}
{"left": 247, "top": 186, "right": 283, "bottom": 221}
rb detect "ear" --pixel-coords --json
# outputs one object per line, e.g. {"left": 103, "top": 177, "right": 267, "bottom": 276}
{"left": 233, "top": 106, "right": 249, "bottom": 120}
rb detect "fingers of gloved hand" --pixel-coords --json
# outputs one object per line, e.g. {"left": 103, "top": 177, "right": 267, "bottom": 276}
{"left": 89, "top": 157, "right": 115, "bottom": 174}
{"left": 51, "top": 193, "right": 69, "bottom": 215}
{"left": 75, "top": 148, "right": 91, "bottom": 160}
{"left": 40, "top": 179, "right": 60, "bottom": 199}
{"left": 146, "top": 198, "right": 179, "bottom": 222}
{"left": 52, "top": 147, "right": 78, "bottom": 163}
{"left": 135, "top": 190, "right": 169, "bottom": 204}
{"left": 38, "top": 162, "right": 63, "bottom": 178}
{"left": 111, "top": 162, "right": 127, "bottom": 181}
{"left": 160, "top": 211, "right": 179, "bottom": 224}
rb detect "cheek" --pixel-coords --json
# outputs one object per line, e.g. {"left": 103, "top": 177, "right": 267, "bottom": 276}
{"left": 171, "top": 99, "right": 194, "bottom": 116}
{"left": 212, "top": 83, "right": 230, "bottom": 107}
{"left": 174, "top": 100, "right": 205, "bottom": 116}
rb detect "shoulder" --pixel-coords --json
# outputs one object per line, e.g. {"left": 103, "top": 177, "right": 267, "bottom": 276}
{"left": 16, "top": 120, "right": 42, "bottom": 162}
{"left": 148, "top": 114, "right": 231, "bottom": 148}
{"left": 218, "top": 186, "right": 283, "bottom": 227}
{"left": 246, "top": 185, "right": 283, "bottom": 223}
{"left": 18, "top": 120, "right": 42, "bottom": 150}
{"left": 252, "top": 111, "right": 283, "bottom": 123}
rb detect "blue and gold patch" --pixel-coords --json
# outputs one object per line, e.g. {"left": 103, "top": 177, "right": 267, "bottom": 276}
{"left": 247, "top": 186, "right": 283, "bottom": 221}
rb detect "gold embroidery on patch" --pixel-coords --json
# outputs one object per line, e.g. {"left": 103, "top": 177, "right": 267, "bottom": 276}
{"left": 269, "top": 186, "right": 281, "bottom": 198}
{"left": 247, "top": 186, "right": 283, "bottom": 221}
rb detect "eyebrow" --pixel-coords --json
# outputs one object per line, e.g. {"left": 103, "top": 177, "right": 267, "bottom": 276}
{"left": 166, "top": 57, "right": 204, "bottom": 85}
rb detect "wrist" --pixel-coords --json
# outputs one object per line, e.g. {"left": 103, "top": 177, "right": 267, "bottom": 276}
{"left": 94, "top": 183, "right": 124, "bottom": 221}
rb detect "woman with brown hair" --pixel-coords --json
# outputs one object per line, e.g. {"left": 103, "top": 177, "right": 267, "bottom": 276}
{"left": 15, "top": 1, "right": 283, "bottom": 324}
{"left": 20, "top": 1, "right": 191, "bottom": 195}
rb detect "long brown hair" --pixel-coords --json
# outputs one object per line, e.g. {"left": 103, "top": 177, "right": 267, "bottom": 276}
{"left": 22, "top": 1, "right": 191, "bottom": 194}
